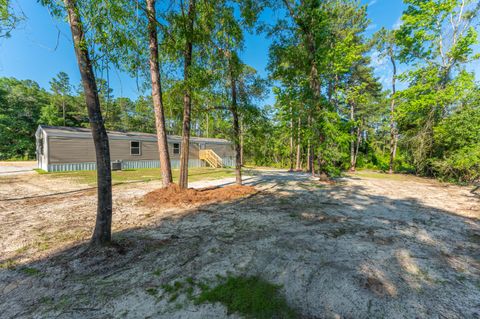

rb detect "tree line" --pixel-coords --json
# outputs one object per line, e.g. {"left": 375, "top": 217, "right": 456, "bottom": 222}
{"left": 267, "top": 0, "right": 480, "bottom": 184}
{"left": 0, "top": 74, "right": 260, "bottom": 160}
{"left": 1, "top": 0, "right": 479, "bottom": 245}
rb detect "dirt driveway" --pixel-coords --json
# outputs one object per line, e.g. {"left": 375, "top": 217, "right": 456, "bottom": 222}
{"left": 0, "top": 170, "right": 479, "bottom": 318}
{"left": 0, "top": 161, "right": 36, "bottom": 175}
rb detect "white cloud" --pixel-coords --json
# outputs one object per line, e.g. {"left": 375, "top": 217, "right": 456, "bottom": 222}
{"left": 370, "top": 50, "right": 410, "bottom": 91}
{"left": 370, "top": 50, "right": 397, "bottom": 90}
{"left": 466, "top": 57, "right": 480, "bottom": 82}
{"left": 366, "top": 23, "right": 378, "bottom": 31}
{"left": 368, "top": 0, "right": 378, "bottom": 6}
{"left": 393, "top": 16, "right": 403, "bottom": 30}
{"left": 370, "top": 50, "right": 388, "bottom": 69}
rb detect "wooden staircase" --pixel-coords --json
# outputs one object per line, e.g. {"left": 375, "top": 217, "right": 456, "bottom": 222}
{"left": 199, "top": 149, "right": 223, "bottom": 168}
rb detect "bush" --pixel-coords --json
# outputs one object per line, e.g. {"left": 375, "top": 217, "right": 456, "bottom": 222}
{"left": 430, "top": 144, "right": 480, "bottom": 183}
{"left": 196, "top": 276, "right": 297, "bottom": 319}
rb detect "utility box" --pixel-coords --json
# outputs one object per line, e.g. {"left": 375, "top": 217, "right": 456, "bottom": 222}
{"left": 112, "top": 160, "right": 122, "bottom": 171}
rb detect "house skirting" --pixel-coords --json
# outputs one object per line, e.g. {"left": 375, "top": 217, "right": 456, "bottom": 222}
{"left": 48, "top": 162, "right": 97, "bottom": 172}
{"left": 221, "top": 157, "right": 235, "bottom": 167}
{"left": 121, "top": 159, "right": 201, "bottom": 170}
{"left": 46, "top": 158, "right": 235, "bottom": 172}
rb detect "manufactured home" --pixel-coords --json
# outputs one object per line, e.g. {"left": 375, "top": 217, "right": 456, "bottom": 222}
{"left": 35, "top": 125, "right": 235, "bottom": 172}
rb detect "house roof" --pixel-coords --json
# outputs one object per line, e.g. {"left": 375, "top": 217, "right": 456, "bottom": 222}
{"left": 38, "top": 125, "right": 232, "bottom": 144}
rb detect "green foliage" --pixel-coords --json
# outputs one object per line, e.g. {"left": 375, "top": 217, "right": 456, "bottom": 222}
{"left": 0, "top": 78, "right": 48, "bottom": 159}
{"left": 39, "top": 102, "right": 64, "bottom": 126}
{"left": 394, "top": 0, "right": 480, "bottom": 181}
{"left": 4, "top": 0, "right": 480, "bottom": 186}
{"left": 431, "top": 104, "right": 480, "bottom": 182}
{"left": 261, "top": 0, "right": 480, "bottom": 183}
{"left": 19, "top": 267, "right": 41, "bottom": 276}
{"left": 0, "top": 74, "right": 161, "bottom": 160}
{"left": 431, "top": 144, "right": 480, "bottom": 183}
{"left": 145, "top": 287, "right": 158, "bottom": 296}
{"left": 0, "top": 0, "right": 24, "bottom": 38}
{"left": 33, "top": 168, "right": 48, "bottom": 174}
{"left": 0, "top": 259, "right": 17, "bottom": 269}
{"left": 267, "top": 0, "right": 377, "bottom": 175}
{"left": 44, "top": 167, "right": 235, "bottom": 186}
{"left": 196, "top": 276, "right": 297, "bottom": 319}
{"left": 396, "top": 0, "right": 479, "bottom": 64}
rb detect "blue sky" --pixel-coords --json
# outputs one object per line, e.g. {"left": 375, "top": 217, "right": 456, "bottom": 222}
{"left": 1, "top": 0, "right": 406, "bottom": 106}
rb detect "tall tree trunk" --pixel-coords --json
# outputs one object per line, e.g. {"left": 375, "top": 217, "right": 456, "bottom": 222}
{"left": 64, "top": 0, "right": 112, "bottom": 245}
{"left": 295, "top": 116, "right": 301, "bottom": 170}
{"left": 317, "top": 151, "right": 322, "bottom": 177}
{"left": 282, "top": 4, "right": 319, "bottom": 175}
{"left": 311, "top": 153, "right": 315, "bottom": 176}
{"left": 327, "top": 80, "right": 333, "bottom": 103}
{"left": 229, "top": 58, "right": 242, "bottom": 185}
{"left": 240, "top": 118, "right": 244, "bottom": 166}
{"left": 178, "top": 0, "right": 195, "bottom": 189}
{"left": 306, "top": 145, "right": 310, "bottom": 172}
{"left": 303, "top": 29, "right": 320, "bottom": 176}
{"left": 392, "top": 134, "right": 398, "bottom": 168}
{"left": 307, "top": 113, "right": 312, "bottom": 173}
{"left": 311, "top": 140, "right": 316, "bottom": 177}
{"left": 309, "top": 53, "right": 325, "bottom": 174}
{"left": 349, "top": 102, "right": 355, "bottom": 171}
{"left": 389, "top": 54, "right": 397, "bottom": 174}
{"left": 62, "top": 98, "right": 66, "bottom": 126}
{"left": 206, "top": 113, "right": 209, "bottom": 138}
{"left": 352, "top": 126, "right": 361, "bottom": 171}
{"left": 147, "top": 0, "right": 172, "bottom": 187}
{"left": 296, "top": 14, "right": 321, "bottom": 175}
{"left": 350, "top": 140, "right": 355, "bottom": 171}
{"left": 289, "top": 105, "right": 294, "bottom": 171}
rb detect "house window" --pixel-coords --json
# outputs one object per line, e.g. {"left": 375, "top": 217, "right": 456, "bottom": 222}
{"left": 130, "top": 141, "right": 141, "bottom": 155}
{"left": 173, "top": 143, "right": 180, "bottom": 155}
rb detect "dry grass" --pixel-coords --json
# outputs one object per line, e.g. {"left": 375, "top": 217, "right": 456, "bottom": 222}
{"left": 1, "top": 170, "right": 479, "bottom": 318}
{"left": 44, "top": 167, "right": 236, "bottom": 185}
{"left": 142, "top": 184, "right": 257, "bottom": 207}
{"left": 350, "top": 169, "right": 424, "bottom": 182}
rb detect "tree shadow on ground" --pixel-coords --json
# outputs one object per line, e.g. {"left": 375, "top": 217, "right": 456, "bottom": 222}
{"left": 1, "top": 171, "right": 479, "bottom": 319}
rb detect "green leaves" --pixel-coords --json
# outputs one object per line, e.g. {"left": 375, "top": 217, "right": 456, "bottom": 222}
{"left": 24, "top": 0, "right": 478, "bottom": 182}
{"left": 392, "top": 0, "right": 480, "bottom": 179}
{"left": 0, "top": 78, "right": 48, "bottom": 159}
{"left": 397, "top": 0, "right": 479, "bottom": 65}
{"left": 267, "top": 0, "right": 378, "bottom": 174}
{"left": 448, "top": 26, "right": 478, "bottom": 63}
{"left": 0, "top": 0, "right": 25, "bottom": 38}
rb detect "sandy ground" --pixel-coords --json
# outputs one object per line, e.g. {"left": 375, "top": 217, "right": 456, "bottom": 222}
{"left": 0, "top": 170, "right": 479, "bottom": 318}
{"left": 0, "top": 161, "right": 36, "bottom": 175}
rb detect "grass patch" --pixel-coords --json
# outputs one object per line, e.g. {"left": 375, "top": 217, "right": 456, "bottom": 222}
{"left": 44, "top": 167, "right": 236, "bottom": 186}
{"left": 0, "top": 259, "right": 17, "bottom": 270}
{"left": 196, "top": 276, "right": 297, "bottom": 319}
{"left": 15, "top": 246, "right": 29, "bottom": 254}
{"left": 19, "top": 267, "right": 41, "bottom": 276}
{"left": 145, "top": 287, "right": 158, "bottom": 296}
{"left": 330, "top": 227, "right": 348, "bottom": 238}
{"left": 152, "top": 269, "right": 163, "bottom": 276}
{"left": 468, "top": 232, "right": 480, "bottom": 244}
{"left": 35, "top": 240, "right": 50, "bottom": 251}
{"left": 157, "top": 279, "right": 197, "bottom": 303}
{"left": 161, "top": 281, "right": 184, "bottom": 294}
{"left": 39, "top": 296, "right": 54, "bottom": 305}
{"left": 33, "top": 168, "right": 48, "bottom": 174}
{"left": 350, "top": 169, "right": 415, "bottom": 181}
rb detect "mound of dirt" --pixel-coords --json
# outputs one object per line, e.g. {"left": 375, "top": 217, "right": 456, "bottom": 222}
{"left": 142, "top": 184, "right": 257, "bottom": 207}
